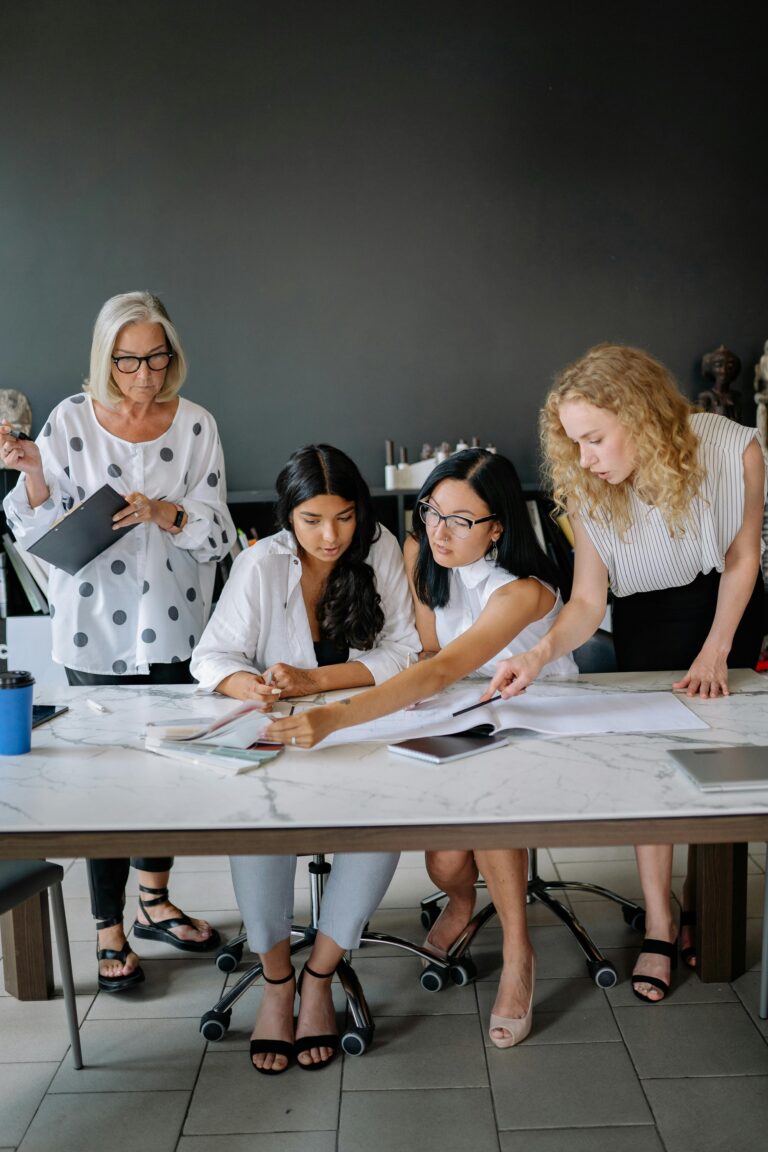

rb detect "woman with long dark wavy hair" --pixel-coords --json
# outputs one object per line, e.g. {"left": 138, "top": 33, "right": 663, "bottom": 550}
{"left": 191, "top": 444, "right": 419, "bottom": 1073}
{"left": 271, "top": 449, "right": 577, "bottom": 1049}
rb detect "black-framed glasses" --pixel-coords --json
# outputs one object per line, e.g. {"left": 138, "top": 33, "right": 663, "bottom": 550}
{"left": 111, "top": 351, "right": 174, "bottom": 374}
{"left": 418, "top": 501, "right": 497, "bottom": 539}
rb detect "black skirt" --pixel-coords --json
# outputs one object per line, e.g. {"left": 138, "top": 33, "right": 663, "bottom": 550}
{"left": 611, "top": 570, "right": 765, "bottom": 673}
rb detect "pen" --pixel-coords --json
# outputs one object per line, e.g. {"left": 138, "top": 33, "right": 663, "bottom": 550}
{"left": 452, "top": 695, "right": 501, "bottom": 718}
{"left": 86, "top": 698, "right": 111, "bottom": 714}
{"left": 6, "top": 429, "right": 31, "bottom": 441}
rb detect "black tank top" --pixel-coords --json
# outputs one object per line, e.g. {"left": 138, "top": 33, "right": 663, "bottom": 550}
{"left": 313, "top": 637, "right": 350, "bottom": 667}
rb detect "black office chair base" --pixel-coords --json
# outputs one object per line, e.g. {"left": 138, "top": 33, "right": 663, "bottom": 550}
{"left": 200, "top": 855, "right": 449, "bottom": 1054}
{"left": 419, "top": 850, "right": 646, "bottom": 990}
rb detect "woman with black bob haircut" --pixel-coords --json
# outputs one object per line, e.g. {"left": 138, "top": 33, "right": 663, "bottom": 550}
{"left": 272, "top": 449, "right": 578, "bottom": 1049}
{"left": 411, "top": 448, "right": 562, "bottom": 611}
{"left": 192, "top": 444, "right": 420, "bottom": 1073}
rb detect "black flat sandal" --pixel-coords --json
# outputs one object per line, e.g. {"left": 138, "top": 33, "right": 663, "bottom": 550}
{"left": 132, "top": 884, "right": 221, "bottom": 953}
{"left": 96, "top": 916, "right": 145, "bottom": 992}
{"left": 250, "top": 969, "right": 296, "bottom": 1076}
{"left": 631, "top": 937, "right": 678, "bottom": 1003}
{"left": 679, "top": 909, "right": 697, "bottom": 968}
{"left": 294, "top": 963, "right": 340, "bottom": 1071}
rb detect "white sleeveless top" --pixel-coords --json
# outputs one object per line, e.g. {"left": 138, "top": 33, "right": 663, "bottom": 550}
{"left": 434, "top": 558, "right": 578, "bottom": 678}
{"left": 578, "top": 413, "right": 764, "bottom": 597}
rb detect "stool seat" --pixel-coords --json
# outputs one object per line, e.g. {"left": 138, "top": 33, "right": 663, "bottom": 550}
{"left": 0, "top": 861, "right": 64, "bottom": 915}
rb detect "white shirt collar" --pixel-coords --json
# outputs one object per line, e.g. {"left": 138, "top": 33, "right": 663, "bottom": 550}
{"left": 454, "top": 556, "right": 497, "bottom": 590}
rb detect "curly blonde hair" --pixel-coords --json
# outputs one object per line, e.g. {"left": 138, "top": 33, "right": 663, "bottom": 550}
{"left": 541, "top": 344, "right": 704, "bottom": 536}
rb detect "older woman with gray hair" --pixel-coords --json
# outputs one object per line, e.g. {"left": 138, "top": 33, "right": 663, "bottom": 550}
{"left": 1, "top": 290, "right": 235, "bottom": 992}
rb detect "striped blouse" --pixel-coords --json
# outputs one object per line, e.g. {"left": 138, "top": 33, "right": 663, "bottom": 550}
{"left": 578, "top": 412, "right": 764, "bottom": 597}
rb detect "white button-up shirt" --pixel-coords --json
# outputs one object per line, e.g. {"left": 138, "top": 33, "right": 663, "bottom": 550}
{"left": 3, "top": 393, "right": 235, "bottom": 675}
{"left": 191, "top": 526, "right": 420, "bottom": 691}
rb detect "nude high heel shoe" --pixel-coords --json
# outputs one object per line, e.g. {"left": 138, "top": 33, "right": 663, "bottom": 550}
{"left": 489, "top": 955, "right": 535, "bottom": 1049}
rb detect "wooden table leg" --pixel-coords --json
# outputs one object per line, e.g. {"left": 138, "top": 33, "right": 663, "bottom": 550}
{"left": 0, "top": 893, "right": 54, "bottom": 1000}
{"left": 695, "top": 842, "right": 747, "bottom": 982}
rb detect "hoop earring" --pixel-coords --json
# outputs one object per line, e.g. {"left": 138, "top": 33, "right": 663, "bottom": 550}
{"left": 487, "top": 540, "right": 498, "bottom": 563}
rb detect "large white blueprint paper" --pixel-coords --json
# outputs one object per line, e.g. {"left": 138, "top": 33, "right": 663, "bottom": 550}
{"left": 316, "top": 689, "right": 708, "bottom": 747}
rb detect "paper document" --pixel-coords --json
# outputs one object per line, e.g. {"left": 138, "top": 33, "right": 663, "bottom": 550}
{"left": 145, "top": 700, "right": 276, "bottom": 750}
{"left": 146, "top": 739, "right": 283, "bottom": 776}
{"left": 317, "top": 689, "right": 708, "bottom": 747}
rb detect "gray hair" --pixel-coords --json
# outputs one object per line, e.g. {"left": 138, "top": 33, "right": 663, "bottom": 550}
{"left": 84, "top": 291, "right": 187, "bottom": 407}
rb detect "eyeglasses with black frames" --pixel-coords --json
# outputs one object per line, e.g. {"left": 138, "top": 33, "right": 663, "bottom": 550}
{"left": 418, "top": 501, "right": 497, "bottom": 539}
{"left": 111, "top": 352, "right": 174, "bottom": 374}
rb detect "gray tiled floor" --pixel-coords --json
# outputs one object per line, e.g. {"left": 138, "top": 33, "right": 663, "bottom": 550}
{"left": 1, "top": 846, "right": 766, "bottom": 1152}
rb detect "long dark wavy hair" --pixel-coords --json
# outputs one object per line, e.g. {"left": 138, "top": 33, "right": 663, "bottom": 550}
{"left": 275, "top": 444, "right": 384, "bottom": 650}
{"left": 412, "top": 449, "right": 561, "bottom": 609}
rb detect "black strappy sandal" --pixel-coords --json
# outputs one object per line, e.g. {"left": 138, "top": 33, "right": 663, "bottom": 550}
{"left": 631, "top": 937, "right": 678, "bottom": 1003}
{"left": 679, "top": 909, "right": 697, "bottom": 968}
{"left": 96, "top": 917, "right": 145, "bottom": 992}
{"left": 132, "top": 884, "right": 221, "bottom": 953}
{"left": 294, "top": 963, "right": 340, "bottom": 1071}
{"left": 250, "top": 969, "right": 296, "bottom": 1075}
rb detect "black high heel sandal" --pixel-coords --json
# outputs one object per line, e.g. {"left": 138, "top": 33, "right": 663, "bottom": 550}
{"left": 294, "top": 962, "right": 340, "bottom": 1071}
{"left": 96, "top": 917, "right": 145, "bottom": 992}
{"left": 132, "top": 884, "right": 221, "bottom": 953}
{"left": 679, "top": 909, "right": 697, "bottom": 968}
{"left": 250, "top": 969, "right": 296, "bottom": 1075}
{"left": 631, "top": 937, "right": 678, "bottom": 1003}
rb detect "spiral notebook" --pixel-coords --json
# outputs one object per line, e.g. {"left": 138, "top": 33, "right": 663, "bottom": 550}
{"left": 26, "top": 484, "right": 137, "bottom": 575}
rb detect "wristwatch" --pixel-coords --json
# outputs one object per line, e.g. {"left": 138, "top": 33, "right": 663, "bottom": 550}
{"left": 170, "top": 504, "right": 186, "bottom": 533}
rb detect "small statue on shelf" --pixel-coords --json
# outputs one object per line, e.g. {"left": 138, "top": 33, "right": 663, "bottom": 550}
{"left": 753, "top": 339, "right": 768, "bottom": 447}
{"left": 698, "top": 345, "right": 742, "bottom": 421}
{"left": 0, "top": 389, "right": 32, "bottom": 468}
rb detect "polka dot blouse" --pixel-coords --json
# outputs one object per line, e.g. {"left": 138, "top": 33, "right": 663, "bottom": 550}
{"left": 3, "top": 393, "right": 236, "bottom": 675}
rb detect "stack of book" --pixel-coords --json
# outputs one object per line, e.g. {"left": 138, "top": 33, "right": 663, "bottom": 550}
{"left": 145, "top": 700, "right": 284, "bottom": 775}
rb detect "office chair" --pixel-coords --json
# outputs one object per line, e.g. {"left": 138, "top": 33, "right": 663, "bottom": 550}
{"left": 200, "top": 853, "right": 450, "bottom": 1054}
{"left": 418, "top": 631, "right": 646, "bottom": 991}
{"left": 0, "top": 861, "right": 83, "bottom": 1069}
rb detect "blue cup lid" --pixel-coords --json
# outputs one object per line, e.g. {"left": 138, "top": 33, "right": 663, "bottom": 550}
{"left": 0, "top": 670, "right": 35, "bottom": 688}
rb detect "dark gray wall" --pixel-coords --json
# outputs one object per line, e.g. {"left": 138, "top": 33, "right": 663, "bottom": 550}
{"left": 1, "top": 2, "right": 766, "bottom": 490}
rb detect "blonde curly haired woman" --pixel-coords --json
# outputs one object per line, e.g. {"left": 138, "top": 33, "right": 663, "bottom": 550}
{"left": 488, "top": 343, "right": 766, "bottom": 1003}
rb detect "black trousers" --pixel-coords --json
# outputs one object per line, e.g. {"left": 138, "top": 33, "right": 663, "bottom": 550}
{"left": 611, "top": 569, "right": 765, "bottom": 673}
{"left": 65, "top": 660, "right": 195, "bottom": 922}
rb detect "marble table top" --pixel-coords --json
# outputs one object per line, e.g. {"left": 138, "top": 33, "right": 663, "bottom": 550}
{"left": 1, "top": 671, "right": 767, "bottom": 841}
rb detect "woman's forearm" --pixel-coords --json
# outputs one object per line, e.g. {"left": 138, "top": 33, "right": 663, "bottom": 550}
{"left": 24, "top": 470, "right": 51, "bottom": 509}
{"left": 322, "top": 656, "right": 458, "bottom": 734}
{"left": 526, "top": 596, "right": 606, "bottom": 667}
{"left": 702, "top": 554, "right": 761, "bottom": 656}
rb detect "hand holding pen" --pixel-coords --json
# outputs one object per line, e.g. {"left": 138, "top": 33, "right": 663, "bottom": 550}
{"left": 0, "top": 423, "right": 42, "bottom": 475}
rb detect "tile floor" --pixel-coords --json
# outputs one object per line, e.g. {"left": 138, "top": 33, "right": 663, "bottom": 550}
{"left": 1, "top": 846, "right": 766, "bottom": 1152}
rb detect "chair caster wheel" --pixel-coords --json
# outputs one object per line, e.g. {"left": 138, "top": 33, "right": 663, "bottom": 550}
{"left": 200, "top": 1008, "right": 232, "bottom": 1040}
{"left": 215, "top": 943, "right": 244, "bottom": 973}
{"left": 420, "top": 963, "right": 447, "bottom": 992}
{"left": 622, "top": 907, "right": 646, "bottom": 932}
{"left": 450, "top": 958, "right": 477, "bottom": 986}
{"left": 341, "top": 1026, "right": 373, "bottom": 1056}
{"left": 420, "top": 905, "right": 441, "bottom": 930}
{"left": 588, "top": 960, "right": 618, "bottom": 989}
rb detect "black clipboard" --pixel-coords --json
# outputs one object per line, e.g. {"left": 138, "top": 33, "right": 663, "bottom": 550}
{"left": 26, "top": 484, "right": 137, "bottom": 575}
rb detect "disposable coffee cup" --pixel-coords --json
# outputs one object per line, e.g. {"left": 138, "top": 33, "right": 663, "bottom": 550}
{"left": 0, "top": 670, "right": 35, "bottom": 755}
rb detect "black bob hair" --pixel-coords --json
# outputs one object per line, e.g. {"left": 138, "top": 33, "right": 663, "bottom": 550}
{"left": 412, "top": 448, "right": 561, "bottom": 609}
{"left": 274, "top": 444, "right": 384, "bottom": 650}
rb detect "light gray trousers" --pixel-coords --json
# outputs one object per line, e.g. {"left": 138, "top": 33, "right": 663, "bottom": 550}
{"left": 230, "top": 852, "right": 400, "bottom": 954}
